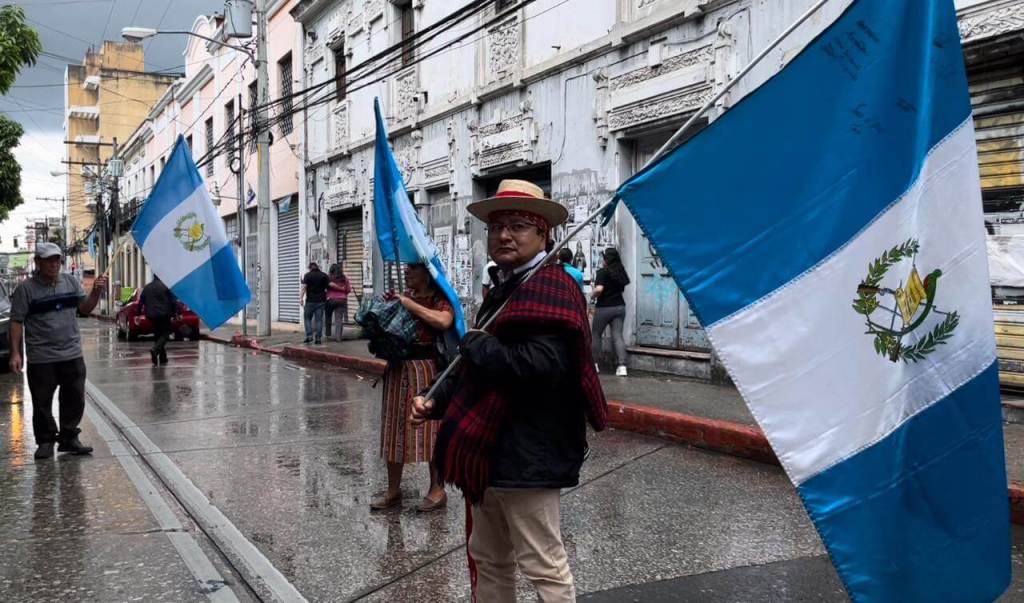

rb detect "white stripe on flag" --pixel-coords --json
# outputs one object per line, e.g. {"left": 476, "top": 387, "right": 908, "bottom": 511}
{"left": 707, "top": 121, "right": 996, "bottom": 485}
{"left": 141, "top": 185, "right": 228, "bottom": 288}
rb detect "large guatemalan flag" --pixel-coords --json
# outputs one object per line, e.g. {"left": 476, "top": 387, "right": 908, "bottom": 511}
{"left": 132, "top": 136, "right": 251, "bottom": 330}
{"left": 373, "top": 98, "right": 467, "bottom": 336}
{"left": 615, "top": 1, "right": 1010, "bottom": 601}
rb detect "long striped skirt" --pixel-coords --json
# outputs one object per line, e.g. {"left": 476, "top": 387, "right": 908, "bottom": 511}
{"left": 380, "top": 358, "right": 440, "bottom": 464}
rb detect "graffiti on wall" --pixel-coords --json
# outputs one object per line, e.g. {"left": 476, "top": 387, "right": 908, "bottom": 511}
{"left": 308, "top": 234, "right": 331, "bottom": 268}
{"left": 553, "top": 170, "right": 618, "bottom": 283}
{"left": 453, "top": 233, "right": 474, "bottom": 299}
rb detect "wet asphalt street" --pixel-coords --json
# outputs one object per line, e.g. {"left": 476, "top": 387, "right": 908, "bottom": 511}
{"left": 3, "top": 319, "right": 1024, "bottom": 601}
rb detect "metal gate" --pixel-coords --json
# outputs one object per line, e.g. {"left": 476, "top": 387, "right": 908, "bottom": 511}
{"left": 277, "top": 198, "right": 300, "bottom": 323}
{"left": 633, "top": 138, "right": 710, "bottom": 351}
{"left": 334, "top": 209, "right": 363, "bottom": 323}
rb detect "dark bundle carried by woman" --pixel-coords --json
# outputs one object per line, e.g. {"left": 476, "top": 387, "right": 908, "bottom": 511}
{"left": 356, "top": 295, "right": 419, "bottom": 360}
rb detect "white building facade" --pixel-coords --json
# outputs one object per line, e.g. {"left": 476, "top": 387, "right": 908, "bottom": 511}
{"left": 290, "top": 0, "right": 872, "bottom": 379}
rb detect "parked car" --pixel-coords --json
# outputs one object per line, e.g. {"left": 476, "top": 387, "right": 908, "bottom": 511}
{"left": 0, "top": 281, "right": 10, "bottom": 370}
{"left": 115, "top": 288, "right": 200, "bottom": 341}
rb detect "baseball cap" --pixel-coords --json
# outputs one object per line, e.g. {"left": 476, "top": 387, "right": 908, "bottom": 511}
{"left": 34, "top": 242, "right": 63, "bottom": 259}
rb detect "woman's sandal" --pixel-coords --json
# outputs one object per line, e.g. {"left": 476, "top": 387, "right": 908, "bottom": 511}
{"left": 416, "top": 493, "right": 448, "bottom": 513}
{"left": 369, "top": 491, "right": 403, "bottom": 511}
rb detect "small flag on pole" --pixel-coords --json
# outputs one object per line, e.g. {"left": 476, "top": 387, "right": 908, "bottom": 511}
{"left": 131, "top": 136, "right": 251, "bottom": 330}
{"left": 372, "top": 98, "right": 466, "bottom": 336}
{"left": 614, "top": 0, "right": 1010, "bottom": 601}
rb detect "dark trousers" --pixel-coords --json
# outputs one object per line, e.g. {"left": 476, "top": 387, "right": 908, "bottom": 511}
{"left": 304, "top": 302, "right": 326, "bottom": 340}
{"left": 151, "top": 316, "right": 173, "bottom": 358}
{"left": 27, "top": 357, "right": 87, "bottom": 445}
{"left": 324, "top": 299, "right": 347, "bottom": 340}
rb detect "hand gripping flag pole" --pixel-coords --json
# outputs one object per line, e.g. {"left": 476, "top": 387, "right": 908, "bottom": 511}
{"left": 423, "top": 0, "right": 832, "bottom": 401}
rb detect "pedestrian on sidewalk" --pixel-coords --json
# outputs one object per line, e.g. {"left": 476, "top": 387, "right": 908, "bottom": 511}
{"left": 300, "top": 262, "right": 329, "bottom": 344}
{"left": 411, "top": 179, "right": 608, "bottom": 603}
{"left": 8, "top": 243, "right": 107, "bottom": 460}
{"left": 371, "top": 263, "right": 454, "bottom": 512}
{"left": 591, "top": 247, "right": 630, "bottom": 377}
{"left": 324, "top": 263, "right": 352, "bottom": 342}
{"left": 139, "top": 275, "right": 177, "bottom": 366}
{"left": 557, "top": 247, "right": 584, "bottom": 290}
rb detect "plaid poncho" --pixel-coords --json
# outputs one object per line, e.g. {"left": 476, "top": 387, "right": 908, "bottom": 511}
{"left": 434, "top": 264, "right": 607, "bottom": 504}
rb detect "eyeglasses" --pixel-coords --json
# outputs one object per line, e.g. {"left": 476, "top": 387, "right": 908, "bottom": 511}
{"left": 486, "top": 222, "right": 539, "bottom": 237}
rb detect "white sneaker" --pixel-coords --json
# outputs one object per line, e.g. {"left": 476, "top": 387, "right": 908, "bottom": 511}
{"left": 615, "top": 365, "right": 628, "bottom": 377}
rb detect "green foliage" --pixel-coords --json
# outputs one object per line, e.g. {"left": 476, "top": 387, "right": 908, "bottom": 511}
{"left": 0, "top": 5, "right": 42, "bottom": 220}
{"left": 0, "top": 5, "right": 42, "bottom": 95}
{"left": 0, "top": 114, "right": 24, "bottom": 222}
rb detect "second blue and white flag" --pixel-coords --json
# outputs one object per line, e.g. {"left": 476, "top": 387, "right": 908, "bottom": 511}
{"left": 131, "top": 135, "right": 251, "bottom": 330}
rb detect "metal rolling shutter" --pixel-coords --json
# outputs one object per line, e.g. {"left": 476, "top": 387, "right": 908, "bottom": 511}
{"left": 972, "top": 64, "right": 1024, "bottom": 389}
{"left": 334, "top": 210, "right": 364, "bottom": 323}
{"left": 971, "top": 65, "right": 1024, "bottom": 203}
{"left": 277, "top": 200, "right": 300, "bottom": 323}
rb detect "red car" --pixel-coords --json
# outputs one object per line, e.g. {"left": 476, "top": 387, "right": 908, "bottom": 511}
{"left": 116, "top": 289, "right": 201, "bottom": 341}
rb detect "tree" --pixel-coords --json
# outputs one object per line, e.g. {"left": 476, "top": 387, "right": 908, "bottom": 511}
{"left": 0, "top": 5, "right": 43, "bottom": 221}
{"left": 0, "top": 116, "right": 25, "bottom": 222}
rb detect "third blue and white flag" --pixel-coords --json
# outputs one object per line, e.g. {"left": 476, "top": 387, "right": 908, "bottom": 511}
{"left": 373, "top": 98, "right": 467, "bottom": 337}
{"left": 131, "top": 136, "right": 251, "bottom": 330}
{"left": 614, "top": 0, "right": 1010, "bottom": 601}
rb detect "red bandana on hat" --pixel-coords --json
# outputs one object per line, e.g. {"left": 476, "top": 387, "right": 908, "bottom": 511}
{"left": 489, "top": 209, "right": 549, "bottom": 237}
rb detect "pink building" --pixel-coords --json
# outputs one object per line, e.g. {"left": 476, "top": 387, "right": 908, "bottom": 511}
{"left": 119, "top": 0, "right": 304, "bottom": 323}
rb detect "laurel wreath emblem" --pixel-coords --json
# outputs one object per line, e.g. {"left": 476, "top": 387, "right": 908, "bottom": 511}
{"left": 852, "top": 238, "right": 959, "bottom": 363}
{"left": 173, "top": 212, "right": 211, "bottom": 253}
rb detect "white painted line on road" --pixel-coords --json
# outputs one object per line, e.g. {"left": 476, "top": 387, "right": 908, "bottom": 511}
{"left": 86, "top": 380, "right": 308, "bottom": 603}
{"left": 84, "top": 404, "right": 239, "bottom": 603}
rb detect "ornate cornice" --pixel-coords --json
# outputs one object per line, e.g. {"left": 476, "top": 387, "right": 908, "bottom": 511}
{"left": 959, "top": 1, "right": 1024, "bottom": 43}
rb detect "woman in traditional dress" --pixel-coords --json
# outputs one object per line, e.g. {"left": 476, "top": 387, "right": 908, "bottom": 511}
{"left": 371, "top": 263, "right": 454, "bottom": 512}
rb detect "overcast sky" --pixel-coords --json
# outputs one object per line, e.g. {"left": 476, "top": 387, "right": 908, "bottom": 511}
{"left": 0, "top": 0, "right": 223, "bottom": 253}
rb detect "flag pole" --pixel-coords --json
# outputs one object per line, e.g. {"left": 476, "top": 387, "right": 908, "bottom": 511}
{"left": 423, "top": 0, "right": 833, "bottom": 400}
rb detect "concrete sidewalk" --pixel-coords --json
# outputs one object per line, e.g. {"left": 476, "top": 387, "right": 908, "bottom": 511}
{"left": 200, "top": 323, "right": 1024, "bottom": 522}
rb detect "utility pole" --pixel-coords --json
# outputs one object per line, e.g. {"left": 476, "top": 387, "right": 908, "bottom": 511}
{"left": 34, "top": 197, "right": 66, "bottom": 246}
{"left": 95, "top": 159, "right": 106, "bottom": 307}
{"left": 235, "top": 93, "right": 249, "bottom": 337}
{"left": 108, "top": 138, "right": 122, "bottom": 315}
{"left": 255, "top": 0, "right": 272, "bottom": 336}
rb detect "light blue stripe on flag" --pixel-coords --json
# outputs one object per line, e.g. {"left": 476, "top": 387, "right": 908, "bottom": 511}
{"left": 373, "top": 98, "right": 467, "bottom": 337}
{"left": 612, "top": 0, "right": 1011, "bottom": 601}
{"left": 131, "top": 136, "right": 250, "bottom": 330}
{"left": 616, "top": 0, "right": 972, "bottom": 328}
{"left": 798, "top": 362, "right": 1009, "bottom": 603}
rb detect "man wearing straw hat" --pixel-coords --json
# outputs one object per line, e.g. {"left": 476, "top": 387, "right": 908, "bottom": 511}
{"left": 9, "top": 242, "right": 107, "bottom": 460}
{"left": 411, "top": 180, "right": 607, "bottom": 602}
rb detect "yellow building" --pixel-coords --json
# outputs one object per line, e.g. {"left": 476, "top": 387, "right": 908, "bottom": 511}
{"left": 63, "top": 41, "right": 179, "bottom": 272}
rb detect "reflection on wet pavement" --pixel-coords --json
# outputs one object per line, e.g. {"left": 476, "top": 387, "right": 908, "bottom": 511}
{"left": 0, "top": 369, "right": 226, "bottom": 602}
{"left": 11, "top": 320, "right": 1023, "bottom": 601}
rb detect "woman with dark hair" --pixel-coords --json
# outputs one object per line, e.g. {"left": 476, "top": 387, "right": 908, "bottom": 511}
{"left": 324, "top": 263, "right": 352, "bottom": 341}
{"left": 591, "top": 247, "right": 631, "bottom": 376}
{"left": 371, "top": 263, "right": 454, "bottom": 512}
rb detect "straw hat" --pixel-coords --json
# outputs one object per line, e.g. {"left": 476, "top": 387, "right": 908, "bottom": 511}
{"left": 467, "top": 179, "right": 568, "bottom": 228}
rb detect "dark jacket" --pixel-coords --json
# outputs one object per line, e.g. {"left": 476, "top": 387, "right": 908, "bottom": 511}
{"left": 429, "top": 271, "right": 588, "bottom": 489}
{"left": 140, "top": 280, "right": 177, "bottom": 319}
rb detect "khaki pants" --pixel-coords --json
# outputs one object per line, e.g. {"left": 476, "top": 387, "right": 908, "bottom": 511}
{"left": 469, "top": 488, "right": 575, "bottom": 602}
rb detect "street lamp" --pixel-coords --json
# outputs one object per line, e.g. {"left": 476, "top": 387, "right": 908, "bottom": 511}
{"left": 120, "top": 27, "right": 256, "bottom": 62}
{"left": 121, "top": 0, "right": 271, "bottom": 337}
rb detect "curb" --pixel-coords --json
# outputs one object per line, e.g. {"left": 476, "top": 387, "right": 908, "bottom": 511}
{"left": 196, "top": 334, "right": 1024, "bottom": 525}
{"left": 280, "top": 345, "right": 387, "bottom": 374}
{"left": 606, "top": 401, "right": 777, "bottom": 464}
{"left": 1012, "top": 484, "right": 1024, "bottom": 525}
